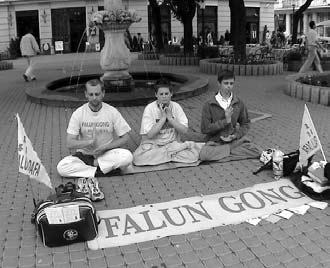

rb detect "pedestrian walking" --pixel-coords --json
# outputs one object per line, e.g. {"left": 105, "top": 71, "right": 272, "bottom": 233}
{"left": 20, "top": 28, "right": 40, "bottom": 82}
{"left": 299, "top": 21, "right": 326, "bottom": 73}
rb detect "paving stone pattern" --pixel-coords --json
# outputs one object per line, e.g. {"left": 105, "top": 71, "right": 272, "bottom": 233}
{"left": 0, "top": 53, "right": 329, "bottom": 267}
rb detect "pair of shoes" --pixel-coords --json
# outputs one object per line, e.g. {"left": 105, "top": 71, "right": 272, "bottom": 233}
{"left": 76, "top": 177, "right": 104, "bottom": 201}
{"left": 23, "top": 74, "right": 29, "bottom": 82}
{"left": 31, "top": 77, "right": 36, "bottom": 81}
{"left": 76, "top": 178, "right": 91, "bottom": 199}
{"left": 87, "top": 177, "right": 104, "bottom": 202}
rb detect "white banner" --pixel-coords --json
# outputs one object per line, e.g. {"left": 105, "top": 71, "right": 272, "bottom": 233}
{"left": 299, "top": 104, "right": 324, "bottom": 164}
{"left": 88, "top": 179, "right": 313, "bottom": 250}
{"left": 17, "top": 114, "right": 53, "bottom": 189}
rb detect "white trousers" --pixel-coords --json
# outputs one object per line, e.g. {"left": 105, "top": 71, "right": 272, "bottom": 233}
{"left": 24, "top": 56, "right": 37, "bottom": 79}
{"left": 299, "top": 46, "right": 323, "bottom": 73}
{"left": 57, "top": 148, "right": 133, "bottom": 178}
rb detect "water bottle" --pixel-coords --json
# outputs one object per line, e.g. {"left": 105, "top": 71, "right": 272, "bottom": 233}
{"left": 273, "top": 149, "right": 284, "bottom": 180}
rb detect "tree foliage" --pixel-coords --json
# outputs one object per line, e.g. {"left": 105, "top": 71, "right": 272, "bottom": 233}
{"left": 292, "top": 0, "right": 313, "bottom": 44}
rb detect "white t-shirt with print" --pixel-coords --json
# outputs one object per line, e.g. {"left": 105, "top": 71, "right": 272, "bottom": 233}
{"left": 67, "top": 102, "right": 131, "bottom": 155}
{"left": 140, "top": 101, "right": 188, "bottom": 146}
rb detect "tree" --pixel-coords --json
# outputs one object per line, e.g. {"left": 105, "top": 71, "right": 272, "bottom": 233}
{"left": 161, "top": 0, "right": 203, "bottom": 55}
{"left": 148, "top": 0, "right": 164, "bottom": 52}
{"left": 229, "top": 0, "right": 246, "bottom": 62}
{"left": 292, "top": 0, "right": 313, "bottom": 44}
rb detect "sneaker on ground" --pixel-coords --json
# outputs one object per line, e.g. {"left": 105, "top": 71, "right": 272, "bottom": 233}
{"left": 87, "top": 177, "right": 104, "bottom": 202}
{"left": 23, "top": 74, "right": 29, "bottom": 82}
{"left": 76, "top": 177, "right": 91, "bottom": 199}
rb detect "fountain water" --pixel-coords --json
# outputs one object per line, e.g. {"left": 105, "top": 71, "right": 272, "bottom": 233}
{"left": 90, "top": 0, "right": 141, "bottom": 92}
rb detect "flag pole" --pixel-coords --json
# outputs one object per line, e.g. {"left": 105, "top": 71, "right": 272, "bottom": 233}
{"left": 305, "top": 105, "right": 327, "bottom": 162}
{"left": 27, "top": 175, "right": 37, "bottom": 207}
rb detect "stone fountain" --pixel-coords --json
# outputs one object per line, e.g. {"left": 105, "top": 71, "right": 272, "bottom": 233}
{"left": 91, "top": 0, "right": 141, "bottom": 92}
{"left": 25, "top": 0, "right": 209, "bottom": 107}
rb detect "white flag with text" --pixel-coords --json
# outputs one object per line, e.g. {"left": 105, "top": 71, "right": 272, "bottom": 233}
{"left": 299, "top": 105, "right": 323, "bottom": 165}
{"left": 17, "top": 114, "right": 53, "bottom": 188}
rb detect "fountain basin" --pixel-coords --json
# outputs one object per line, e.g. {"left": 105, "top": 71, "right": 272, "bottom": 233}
{"left": 26, "top": 72, "right": 208, "bottom": 107}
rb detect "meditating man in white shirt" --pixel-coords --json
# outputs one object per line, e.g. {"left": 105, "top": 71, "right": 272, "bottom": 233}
{"left": 133, "top": 81, "right": 203, "bottom": 166}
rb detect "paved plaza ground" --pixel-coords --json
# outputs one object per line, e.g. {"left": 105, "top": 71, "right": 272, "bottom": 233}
{"left": 0, "top": 52, "right": 329, "bottom": 268}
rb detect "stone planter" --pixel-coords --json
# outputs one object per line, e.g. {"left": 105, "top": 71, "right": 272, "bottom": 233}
{"left": 199, "top": 58, "right": 283, "bottom": 76}
{"left": 159, "top": 55, "right": 200, "bottom": 66}
{"left": 286, "top": 72, "right": 330, "bottom": 106}
{"left": 138, "top": 53, "right": 159, "bottom": 60}
{"left": 0, "top": 61, "right": 13, "bottom": 71}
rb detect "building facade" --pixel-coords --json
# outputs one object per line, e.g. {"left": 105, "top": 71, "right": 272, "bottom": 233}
{"left": 275, "top": 0, "right": 330, "bottom": 36}
{"left": 0, "top": 0, "right": 276, "bottom": 53}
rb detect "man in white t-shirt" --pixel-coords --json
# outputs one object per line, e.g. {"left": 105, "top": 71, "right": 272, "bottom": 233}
{"left": 20, "top": 27, "right": 40, "bottom": 82}
{"left": 57, "top": 79, "right": 133, "bottom": 178}
{"left": 133, "top": 82, "right": 204, "bottom": 166}
{"left": 299, "top": 21, "right": 326, "bottom": 73}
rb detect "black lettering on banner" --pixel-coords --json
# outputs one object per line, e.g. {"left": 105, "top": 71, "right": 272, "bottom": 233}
{"left": 159, "top": 207, "right": 186, "bottom": 226}
{"left": 240, "top": 192, "right": 266, "bottom": 209}
{"left": 256, "top": 189, "right": 288, "bottom": 205}
{"left": 279, "top": 185, "right": 305, "bottom": 199}
{"left": 302, "top": 136, "right": 318, "bottom": 154}
{"left": 218, "top": 196, "right": 245, "bottom": 213}
{"left": 29, "top": 161, "right": 35, "bottom": 174}
{"left": 181, "top": 201, "right": 212, "bottom": 223}
{"left": 104, "top": 216, "right": 120, "bottom": 238}
{"left": 34, "top": 163, "right": 41, "bottom": 176}
{"left": 139, "top": 210, "right": 167, "bottom": 231}
{"left": 25, "top": 159, "right": 31, "bottom": 170}
{"left": 123, "top": 214, "right": 146, "bottom": 236}
{"left": 18, "top": 154, "right": 41, "bottom": 176}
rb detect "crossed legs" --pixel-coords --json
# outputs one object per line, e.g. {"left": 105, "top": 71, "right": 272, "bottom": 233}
{"left": 57, "top": 148, "right": 133, "bottom": 178}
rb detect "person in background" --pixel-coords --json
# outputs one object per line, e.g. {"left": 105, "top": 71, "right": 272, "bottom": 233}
{"left": 207, "top": 31, "right": 214, "bottom": 46}
{"left": 20, "top": 27, "right": 40, "bottom": 82}
{"left": 137, "top": 33, "right": 143, "bottom": 51}
{"left": 299, "top": 21, "right": 326, "bottom": 73}
{"left": 219, "top": 35, "right": 225, "bottom": 46}
{"left": 265, "top": 30, "right": 271, "bottom": 48}
{"left": 224, "top": 30, "right": 230, "bottom": 45}
{"left": 132, "top": 35, "right": 138, "bottom": 52}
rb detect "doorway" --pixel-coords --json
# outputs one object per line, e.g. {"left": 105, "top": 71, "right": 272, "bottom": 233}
{"left": 16, "top": 10, "right": 40, "bottom": 43}
{"left": 51, "top": 7, "right": 86, "bottom": 53}
{"left": 246, "top": 7, "right": 260, "bottom": 44}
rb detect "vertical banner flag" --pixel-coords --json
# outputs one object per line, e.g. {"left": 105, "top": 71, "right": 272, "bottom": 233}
{"left": 299, "top": 104, "right": 325, "bottom": 165}
{"left": 17, "top": 114, "right": 53, "bottom": 188}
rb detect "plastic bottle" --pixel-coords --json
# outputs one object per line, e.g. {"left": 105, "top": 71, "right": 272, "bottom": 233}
{"left": 273, "top": 149, "right": 284, "bottom": 180}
